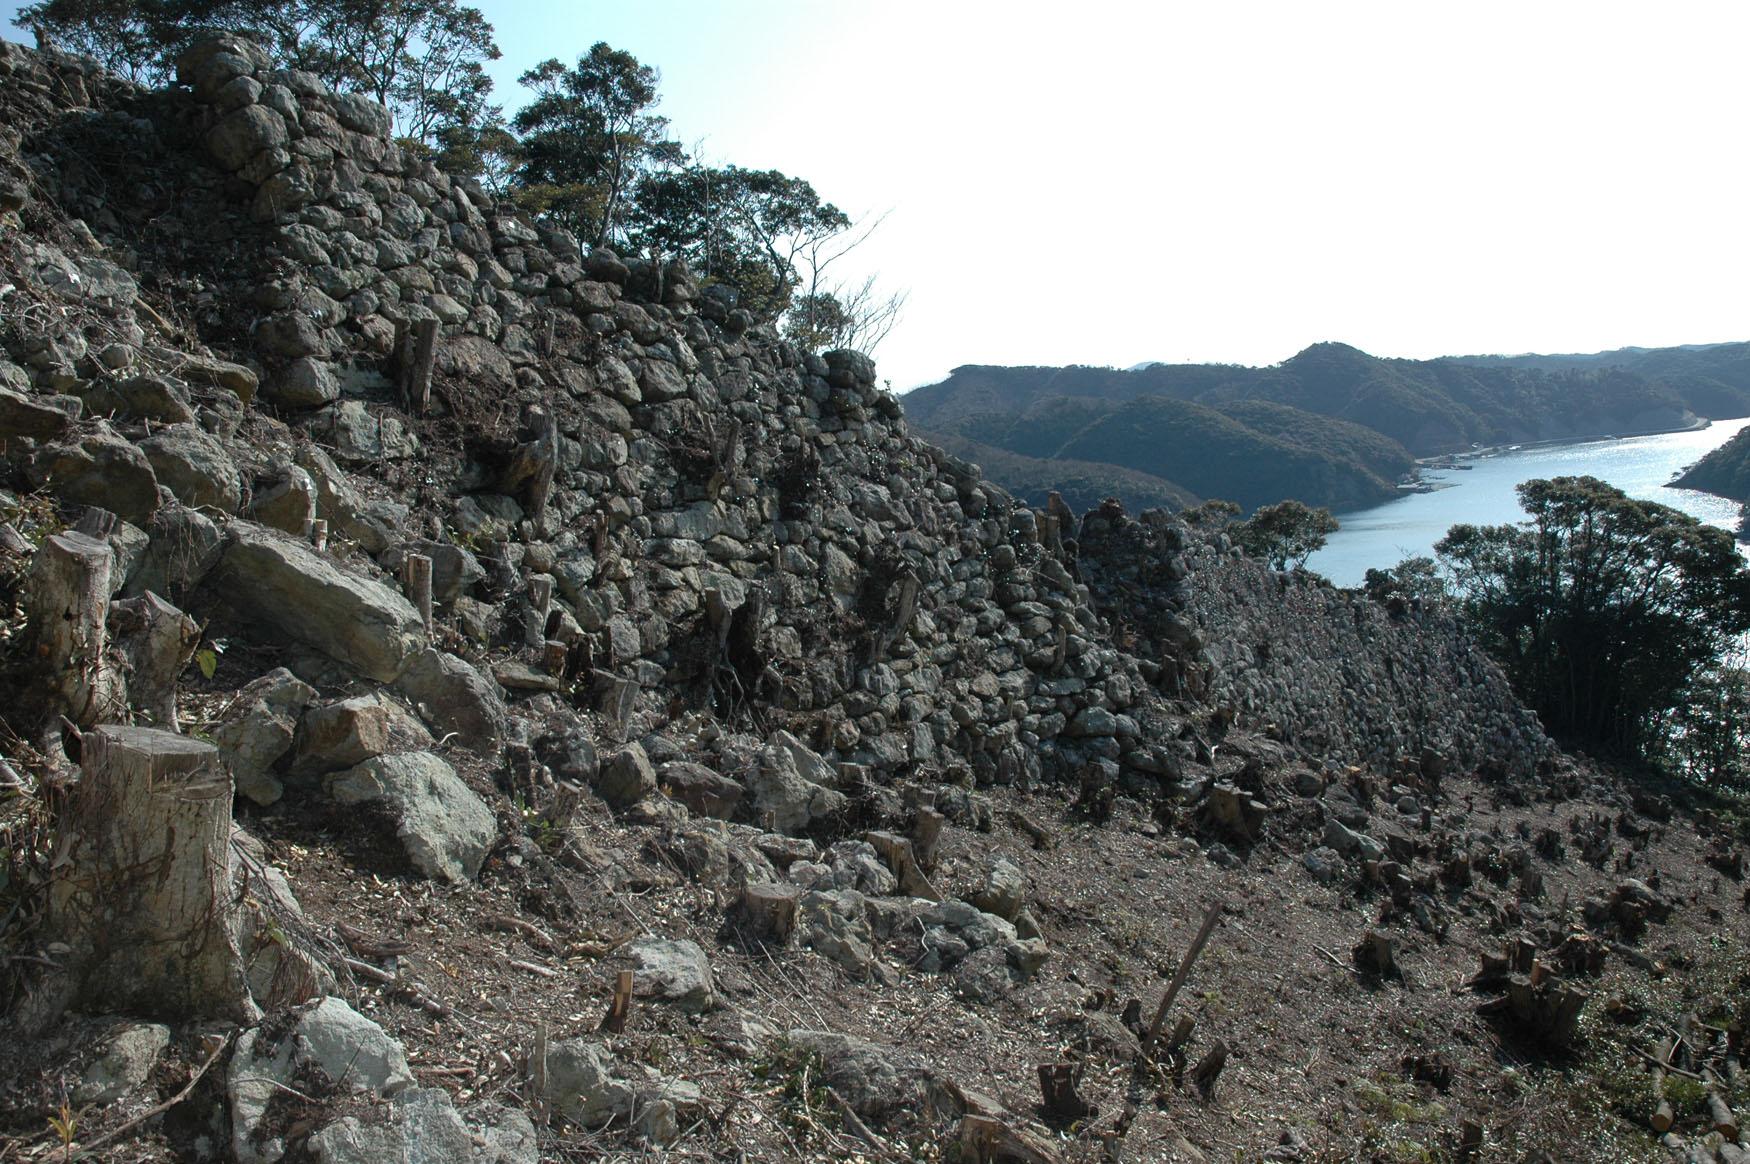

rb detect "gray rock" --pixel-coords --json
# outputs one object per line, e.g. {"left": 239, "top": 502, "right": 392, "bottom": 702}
{"left": 214, "top": 668, "right": 317, "bottom": 806}
{"left": 309, "top": 399, "right": 419, "bottom": 464}
{"left": 467, "top": 1106, "right": 540, "bottom": 1164}
{"left": 786, "top": 1030, "right": 952, "bottom": 1118}
{"left": 626, "top": 936, "right": 715, "bottom": 1010}
{"left": 972, "top": 856, "right": 1027, "bottom": 921}
{"left": 75, "top": 1023, "right": 171, "bottom": 1104}
{"left": 543, "top": 1039, "right": 635, "bottom": 1127}
{"left": 328, "top": 751, "right": 496, "bottom": 883}
{"left": 249, "top": 465, "right": 317, "bottom": 533}
{"left": 306, "top": 1087, "right": 470, "bottom": 1164}
{"left": 124, "top": 500, "right": 223, "bottom": 601}
{"left": 658, "top": 761, "right": 744, "bottom": 819}
{"left": 30, "top": 425, "right": 159, "bottom": 523}
{"left": 749, "top": 741, "right": 847, "bottom": 834}
{"left": 1303, "top": 846, "right": 1342, "bottom": 883}
{"left": 264, "top": 356, "right": 340, "bottom": 408}
{"left": 0, "top": 385, "right": 78, "bottom": 439}
{"left": 220, "top": 521, "right": 426, "bottom": 682}
{"left": 1323, "top": 818, "right": 1385, "bottom": 862}
{"left": 141, "top": 423, "right": 242, "bottom": 514}
{"left": 330, "top": 90, "right": 393, "bottom": 136}
{"left": 174, "top": 354, "right": 258, "bottom": 404}
{"left": 394, "top": 649, "right": 507, "bottom": 754}
{"left": 254, "top": 311, "right": 328, "bottom": 360}
{"left": 799, "top": 889, "right": 876, "bottom": 976}
{"left": 598, "top": 742, "right": 657, "bottom": 808}
{"left": 294, "top": 692, "right": 433, "bottom": 776}
{"left": 112, "top": 374, "right": 196, "bottom": 423}
{"left": 230, "top": 997, "right": 414, "bottom": 1164}
{"left": 206, "top": 105, "right": 289, "bottom": 172}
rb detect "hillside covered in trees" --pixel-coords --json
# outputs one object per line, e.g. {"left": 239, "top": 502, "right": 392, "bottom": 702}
{"left": 906, "top": 341, "right": 1750, "bottom": 514}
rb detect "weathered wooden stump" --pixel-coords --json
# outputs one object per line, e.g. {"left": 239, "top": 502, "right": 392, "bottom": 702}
{"left": 740, "top": 882, "right": 800, "bottom": 944}
{"left": 46, "top": 726, "right": 254, "bottom": 1022}
{"left": 109, "top": 591, "right": 200, "bottom": 730}
{"left": 25, "top": 530, "right": 119, "bottom": 730}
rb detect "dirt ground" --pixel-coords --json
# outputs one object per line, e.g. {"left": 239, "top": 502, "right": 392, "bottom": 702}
{"left": 4, "top": 726, "right": 1743, "bottom": 1164}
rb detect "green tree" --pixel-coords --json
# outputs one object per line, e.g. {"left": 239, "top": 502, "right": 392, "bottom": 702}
{"left": 511, "top": 43, "right": 681, "bottom": 246}
{"left": 1436, "top": 475, "right": 1750, "bottom": 760}
{"left": 19, "top": 0, "right": 500, "bottom": 150}
{"left": 1234, "top": 500, "right": 1339, "bottom": 570}
{"left": 626, "top": 163, "right": 855, "bottom": 319}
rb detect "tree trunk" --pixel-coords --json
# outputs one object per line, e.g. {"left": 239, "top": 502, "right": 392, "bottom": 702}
{"left": 25, "top": 530, "right": 119, "bottom": 732}
{"left": 109, "top": 592, "right": 199, "bottom": 731}
{"left": 46, "top": 726, "right": 255, "bottom": 1022}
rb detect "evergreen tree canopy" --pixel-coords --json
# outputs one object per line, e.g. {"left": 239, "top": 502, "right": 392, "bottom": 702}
{"left": 1436, "top": 475, "right": 1750, "bottom": 760}
{"left": 18, "top": 0, "right": 501, "bottom": 147}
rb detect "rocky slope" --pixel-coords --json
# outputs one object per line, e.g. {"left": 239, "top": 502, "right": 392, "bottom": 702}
{"left": 0, "top": 35, "right": 1745, "bottom": 1164}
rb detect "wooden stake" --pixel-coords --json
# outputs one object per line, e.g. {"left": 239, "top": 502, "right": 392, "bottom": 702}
{"left": 600, "top": 969, "right": 634, "bottom": 1033}
{"left": 404, "top": 553, "right": 434, "bottom": 634}
{"left": 1143, "top": 902, "right": 1224, "bottom": 1052}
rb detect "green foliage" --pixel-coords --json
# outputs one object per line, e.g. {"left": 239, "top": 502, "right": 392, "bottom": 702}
{"left": 19, "top": 0, "right": 501, "bottom": 150}
{"left": 1656, "top": 658, "right": 1750, "bottom": 793}
{"left": 511, "top": 43, "right": 680, "bottom": 246}
{"left": 1363, "top": 556, "right": 1446, "bottom": 607}
{"left": 1674, "top": 423, "right": 1750, "bottom": 503}
{"left": 1234, "top": 500, "right": 1339, "bottom": 570}
{"left": 1437, "top": 476, "right": 1750, "bottom": 762}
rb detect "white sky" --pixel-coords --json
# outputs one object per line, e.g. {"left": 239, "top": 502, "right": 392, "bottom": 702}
{"left": 7, "top": 1, "right": 1749, "bottom": 390}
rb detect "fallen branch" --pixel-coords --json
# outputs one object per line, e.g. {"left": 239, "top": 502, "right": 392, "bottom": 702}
{"left": 342, "top": 956, "right": 451, "bottom": 1016}
{"left": 1143, "top": 902, "right": 1224, "bottom": 1053}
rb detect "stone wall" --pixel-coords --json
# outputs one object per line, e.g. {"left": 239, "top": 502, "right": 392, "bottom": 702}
{"left": 0, "top": 32, "right": 1549, "bottom": 816}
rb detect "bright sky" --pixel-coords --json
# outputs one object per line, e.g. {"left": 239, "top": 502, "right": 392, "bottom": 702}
{"left": 6, "top": 2, "right": 1750, "bottom": 390}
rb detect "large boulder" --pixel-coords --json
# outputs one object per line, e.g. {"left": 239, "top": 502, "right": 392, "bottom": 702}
{"left": 625, "top": 937, "right": 715, "bottom": 1010}
{"left": 748, "top": 736, "right": 847, "bottom": 834}
{"left": 293, "top": 692, "right": 432, "bottom": 777}
{"left": 141, "top": 423, "right": 242, "bottom": 514}
{"left": 0, "top": 385, "right": 78, "bottom": 440}
{"left": 219, "top": 521, "right": 425, "bottom": 681}
{"left": 327, "top": 751, "right": 496, "bottom": 883}
{"left": 786, "top": 1030, "right": 957, "bottom": 1119}
{"left": 30, "top": 424, "right": 159, "bottom": 523}
{"left": 229, "top": 997, "right": 414, "bottom": 1164}
{"left": 394, "top": 649, "right": 507, "bottom": 754}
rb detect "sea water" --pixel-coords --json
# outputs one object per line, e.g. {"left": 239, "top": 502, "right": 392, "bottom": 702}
{"left": 1306, "top": 418, "right": 1750, "bottom": 588}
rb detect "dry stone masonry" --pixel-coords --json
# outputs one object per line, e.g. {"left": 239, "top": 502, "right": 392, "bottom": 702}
{"left": 0, "top": 32, "right": 1574, "bottom": 1160}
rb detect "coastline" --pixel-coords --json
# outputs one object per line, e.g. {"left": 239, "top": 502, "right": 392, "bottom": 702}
{"left": 1414, "top": 414, "right": 1714, "bottom": 470}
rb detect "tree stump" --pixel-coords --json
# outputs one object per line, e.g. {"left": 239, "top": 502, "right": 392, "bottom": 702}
{"left": 46, "top": 726, "right": 254, "bottom": 1022}
{"left": 109, "top": 592, "right": 200, "bottom": 730}
{"left": 913, "top": 806, "right": 945, "bottom": 871}
{"left": 395, "top": 316, "right": 438, "bottom": 415}
{"left": 25, "top": 530, "right": 119, "bottom": 731}
{"left": 739, "top": 883, "right": 799, "bottom": 944}
{"left": 1192, "top": 1040, "right": 1231, "bottom": 1094}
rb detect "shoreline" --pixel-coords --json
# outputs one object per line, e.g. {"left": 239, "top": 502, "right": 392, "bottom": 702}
{"left": 1414, "top": 415, "right": 1715, "bottom": 470}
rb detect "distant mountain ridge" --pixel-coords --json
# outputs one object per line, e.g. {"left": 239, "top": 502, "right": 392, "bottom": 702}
{"left": 904, "top": 341, "right": 1750, "bottom": 514}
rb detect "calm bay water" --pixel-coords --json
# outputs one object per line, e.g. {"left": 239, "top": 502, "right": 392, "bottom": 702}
{"left": 1306, "top": 418, "right": 1750, "bottom": 587}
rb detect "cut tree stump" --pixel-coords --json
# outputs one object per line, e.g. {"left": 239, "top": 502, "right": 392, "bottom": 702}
{"left": 395, "top": 316, "right": 438, "bottom": 415}
{"left": 44, "top": 726, "right": 254, "bottom": 1023}
{"left": 109, "top": 592, "right": 199, "bottom": 730}
{"left": 1192, "top": 1040, "right": 1231, "bottom": 1095}
{"left": 25, "top": 530, "right": 120, "bottom": 731}
{"left": 739, "top": 882, "right": 800, "bottom": 943}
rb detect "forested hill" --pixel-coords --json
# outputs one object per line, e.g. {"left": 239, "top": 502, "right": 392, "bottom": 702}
{"left": 1675, "top": 423, "right": 1750, "bottom": 503}
{"left": 905, "top": 341, "right": 1750, "bottom": 514}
